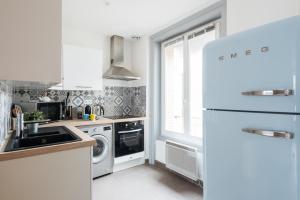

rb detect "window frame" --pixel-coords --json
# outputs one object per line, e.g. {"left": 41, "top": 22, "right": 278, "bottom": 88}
{"left": 160, "top": 20, "right": 221, "bottom": 144}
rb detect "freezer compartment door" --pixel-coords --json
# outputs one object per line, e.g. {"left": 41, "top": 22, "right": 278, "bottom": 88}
{"left": 203, "top": 110, "right": 299, "bottom": 200}
{"left": 203, "top": 16, "right": 300, "bottom": 112}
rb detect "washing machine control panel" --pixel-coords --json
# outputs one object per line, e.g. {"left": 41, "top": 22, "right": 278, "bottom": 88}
{"left": 104, "top": 126, "right": 112, "bottom": 131}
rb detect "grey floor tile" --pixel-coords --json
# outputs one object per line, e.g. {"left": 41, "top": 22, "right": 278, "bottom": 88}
{"left": 93, "top": 164, "right": 202, "bottom": 200}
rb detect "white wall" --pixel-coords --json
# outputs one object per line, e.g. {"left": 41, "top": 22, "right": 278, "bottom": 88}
{"left": 131, "top": 37, "right": 149, "bottom": 86}
{"left": 227, "top": 0, "right": 300, "bottom": 34}
{"left": 131, "top": 37, "right": 150, "bottom": 158}
{"left": 155, "top": 140, "right": 166, "bottom": 163}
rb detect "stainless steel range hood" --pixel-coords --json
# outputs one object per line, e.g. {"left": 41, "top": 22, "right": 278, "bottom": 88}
{"left": 103, "top": 35, "right": 140, "bottom": 81}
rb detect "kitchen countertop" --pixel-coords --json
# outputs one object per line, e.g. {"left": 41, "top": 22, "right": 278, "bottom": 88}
{"left": 40, "top": 116, "right": 147, "bottom": 128}
{"left": 0, "top": 117, "right": 146, "bottom": 161}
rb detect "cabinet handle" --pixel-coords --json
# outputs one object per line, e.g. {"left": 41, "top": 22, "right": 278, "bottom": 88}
{"left": 76, "top": 86, "right": 93, "bottom": 89}
{"left": 242, "top": 128, "right": 294, "bottom": 139}
{"left": 241, "top": 89, "right": 294, "bottom": 96}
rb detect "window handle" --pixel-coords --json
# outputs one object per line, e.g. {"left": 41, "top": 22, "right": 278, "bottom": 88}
{"left": 174, "top": 116, "right": 182, "bottom": 119}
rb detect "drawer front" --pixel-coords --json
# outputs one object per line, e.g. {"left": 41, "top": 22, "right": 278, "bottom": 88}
{"left": 203, "top": 17, "right": 300, "bottom": 112}
{"left": 203, "top": 110, "right": 299, "bottom": 200}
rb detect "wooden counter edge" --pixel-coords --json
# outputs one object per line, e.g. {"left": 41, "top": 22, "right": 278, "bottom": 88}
{"left": 0, "top": 125, "right": 96, "bottom": 162}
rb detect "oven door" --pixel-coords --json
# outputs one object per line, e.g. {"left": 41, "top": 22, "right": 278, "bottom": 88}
{"left": 115, "top": 128, "right": 144, "bottom": 158}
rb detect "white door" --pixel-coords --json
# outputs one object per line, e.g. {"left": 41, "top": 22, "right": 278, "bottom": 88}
{"left": 63, "top": 44, "right": 103, "bottom": 90}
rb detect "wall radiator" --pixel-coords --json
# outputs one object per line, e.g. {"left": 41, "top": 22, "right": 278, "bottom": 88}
{"left": 165, "top": 140, "right": 199, "bottom": 181}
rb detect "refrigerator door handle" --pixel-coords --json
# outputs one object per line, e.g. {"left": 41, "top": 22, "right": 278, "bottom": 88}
{"left": 242, "top": 128, "right": 294, "bottom": 139}
{"left": 241, "top": 89, "right": 294, "bottom": 96}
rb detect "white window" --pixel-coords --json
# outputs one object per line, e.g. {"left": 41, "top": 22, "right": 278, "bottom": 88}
{"left": 161, "top": 21, "right": 219, "bottom": 143}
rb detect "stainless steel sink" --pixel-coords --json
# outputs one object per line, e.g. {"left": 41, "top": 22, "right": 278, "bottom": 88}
{"left": 4, "top": 126, "right": 81, "bottom": 152}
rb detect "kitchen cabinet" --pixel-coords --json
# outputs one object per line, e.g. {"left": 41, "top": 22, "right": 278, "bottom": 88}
{"left": 0, "top": 147, "right": 92, "bottom": 200}
{"left": 0, "top": 0, "right": 62, "bottom": 83}
{"left": 61, "top": 44, "right": 103, "bottom": 90}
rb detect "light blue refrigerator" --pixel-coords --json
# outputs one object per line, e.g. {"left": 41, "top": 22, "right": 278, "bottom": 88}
{"left": 203, "top": 16, "right": 300, "bottom": 200}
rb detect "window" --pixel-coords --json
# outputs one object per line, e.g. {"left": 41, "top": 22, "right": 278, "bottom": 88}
{"left": 161, "top": 21, "right": 219, "bottom": 142}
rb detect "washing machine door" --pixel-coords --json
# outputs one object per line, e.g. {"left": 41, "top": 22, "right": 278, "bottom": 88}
{"left": 92, "top": 134, "right": 109, "bottom": 164}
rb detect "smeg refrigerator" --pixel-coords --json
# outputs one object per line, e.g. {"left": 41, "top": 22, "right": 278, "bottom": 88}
{"left": 203, "top": 16, "right": 300, "bottom": 200}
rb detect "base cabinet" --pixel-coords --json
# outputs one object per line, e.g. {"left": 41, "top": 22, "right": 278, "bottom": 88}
{"left": 0, "top": 147, "right": 92, "bottom": 200}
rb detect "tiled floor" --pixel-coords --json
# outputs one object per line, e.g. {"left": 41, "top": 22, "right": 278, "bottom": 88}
{"left": 93, "top": 164, "right": 202, "bottom": 200}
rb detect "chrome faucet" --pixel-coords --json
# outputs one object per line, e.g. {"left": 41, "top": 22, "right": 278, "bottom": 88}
{"left": 16, "top": 113, "right": 24, "bottom": 138}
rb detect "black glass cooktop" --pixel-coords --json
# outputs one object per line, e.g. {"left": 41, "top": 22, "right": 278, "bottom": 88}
{"left": 105, "top": 115, "right": 141, "bottom": 120}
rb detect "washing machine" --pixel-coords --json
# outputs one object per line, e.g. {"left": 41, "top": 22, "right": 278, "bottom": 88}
{"left": 78, "top": 124, "right": 113, "bottom": 178}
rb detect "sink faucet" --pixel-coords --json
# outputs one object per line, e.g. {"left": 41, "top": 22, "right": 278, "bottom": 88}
{"left": 16, "top": 113, "right": 24, "bottom": 138}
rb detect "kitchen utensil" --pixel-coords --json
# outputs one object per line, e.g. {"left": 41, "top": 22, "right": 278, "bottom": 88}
{"left": 39, "top": 96, "right": 52, "bottom": 102}
{"left": 66, "top": 106, "right": 73, "bottom": 120}
{"left": 77, "top": 107, "right": 83, "bottom": 119}
{"left": 11, "top": 104, "right": 22, "bottom": 118}
{"left": 85, "top": 105, "right": 92, "bottom": 115}
{"left": 89, "top": 114, "right": 96, "bottom": 121}
{"left": 83, "top": 114, "right": 89, "bottom": 120}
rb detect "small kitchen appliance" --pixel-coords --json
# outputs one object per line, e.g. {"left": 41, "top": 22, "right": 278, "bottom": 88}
{"left": 19, "top": 102, "right": 65, "bottom": 121}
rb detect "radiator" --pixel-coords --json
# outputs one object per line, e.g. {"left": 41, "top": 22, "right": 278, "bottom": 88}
{"left": 165, "top": 140, "right": 199, "bottom": 181}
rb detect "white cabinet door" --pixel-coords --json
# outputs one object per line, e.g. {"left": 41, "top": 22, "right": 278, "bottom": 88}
{"left": 63, "top": 45, "right": 103, "bottom": 90}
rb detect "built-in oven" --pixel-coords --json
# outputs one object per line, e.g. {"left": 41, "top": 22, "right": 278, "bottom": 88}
{"left": 114, "top": 121, "right": 144, "bottom": 158}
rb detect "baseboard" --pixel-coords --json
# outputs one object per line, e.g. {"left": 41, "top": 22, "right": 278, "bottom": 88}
{"left": 114, "top": 158, "right": 145, "bottom": 172}
{"left": 145, "top": 159, "right": 203, "bottom": 187}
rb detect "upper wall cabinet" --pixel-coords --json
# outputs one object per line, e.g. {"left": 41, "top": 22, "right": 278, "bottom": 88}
{"left": 0, "top": 0, "right": 62, "bottom": 83}
{"left": 62, "top": 45, "right": 103, "bottom": 90}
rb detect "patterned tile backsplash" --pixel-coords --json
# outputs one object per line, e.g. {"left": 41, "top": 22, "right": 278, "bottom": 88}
{"left": 0, "top": 82, "right": 12, "bottom": 144}
{"left": 13, "top": 86, "right": 146, "bottom": 117}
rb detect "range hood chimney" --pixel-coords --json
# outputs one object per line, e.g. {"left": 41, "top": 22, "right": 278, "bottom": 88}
{"left": 103, "top": 35, "right": 140, "bottom": 81}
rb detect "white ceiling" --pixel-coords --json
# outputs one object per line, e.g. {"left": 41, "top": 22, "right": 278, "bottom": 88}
{"left": 63, "top": 0, "right": 216, "bottom": 37}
